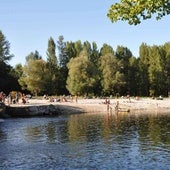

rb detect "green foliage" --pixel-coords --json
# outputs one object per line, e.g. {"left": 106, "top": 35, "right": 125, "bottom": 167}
{"left": 115, "top": 46, "right": 134, "bottom": 94}
{"left": 148, "top": 46, "right": 167, "bottom": 96}
{"left": 57, "top": 35, "right": 67, "bottom": 68}
{"left": 0, "top": 30, "right": 13, "bottom": 62}
{"left": 0, "top": 61, "right": 21, "bottom": 92}
{"left": 128, "top": 57, "right": 140, "bottom": 96}
{"left": 2, "top": 30, "right": 170, "bottom": 97}
{"left": 47, "top": 37, "right": 58, "bottom": 67}
{"left": 46, "top": 37, "right": 60, "bottom": 95}
{"left": 90, "top": 42, "right": 100, "bottom": 66}
{"left": 26, "top": 50, "right": 42, "bottom": 62}
{"left": 66, "top": 51, "right": 97, "bottom": 95}
{"left": 138, "top": 43, "right": 170, "bottom": 96}
{"left": 138, "top": 43, "right": 150, "bottom": 96}
{"left": 100, "top": 43, "right": 114, "bottom": 56}
{"left": 99, "top": 53, "right": 126, "bottom": 95}
{"left": 107, "top": 0, "right": 170, "bottom": 25}
{"left": 74, "top": 40, "right": 83, "bottom": 57}
{"left": 14, "top": 64, "right": 23, "bottom": 78}
{"left": 19, "top": 59, "right": 50, "bottom": 95}
{"left": 0, "top": 30, "right": 20, "bottom": 93}
{"left": 57, "top": 36, "right": 70, "bottom": 94}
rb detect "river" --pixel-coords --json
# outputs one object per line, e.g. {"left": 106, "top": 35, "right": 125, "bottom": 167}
{"left": 0, "top": 112, "right": 170, "bottom": 170}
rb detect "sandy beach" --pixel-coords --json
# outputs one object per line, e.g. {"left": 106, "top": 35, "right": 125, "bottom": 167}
{"left": 9, "top": 97, "right": 170, "bottom": 114}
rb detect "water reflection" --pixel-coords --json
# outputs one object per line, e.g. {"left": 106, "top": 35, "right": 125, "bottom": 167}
{"left": 0, "top": 112, "right": 170, "bottom": 169}
{"left": 68, "top": 112, "right": 170, "bottom": 145}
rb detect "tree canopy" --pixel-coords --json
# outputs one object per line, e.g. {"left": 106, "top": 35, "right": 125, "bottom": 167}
{"left": 107, "top": 0, "right": 170, "bottom": 25}
{"left": 66, "top": 51, "right": 97, "bottom": 95}
{"left": 19, "top": 59, "right": 50, "bottom": 95}
{"left": 2, "top": 30, "right": 170, "bottom": 97}
{"left": 0, "top": 30, "right": 13, "bottom": 62}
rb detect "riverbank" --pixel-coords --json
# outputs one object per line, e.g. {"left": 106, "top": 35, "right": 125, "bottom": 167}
{"left": 2, "top": 98, "right": 107, "bottom": 117}
{"left": 1, "top": 97, "right": 169, "bottom": 118}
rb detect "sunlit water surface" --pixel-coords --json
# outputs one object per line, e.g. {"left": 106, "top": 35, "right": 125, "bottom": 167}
{"left": 0, "top": 112, "right": 170, "bottom": 170}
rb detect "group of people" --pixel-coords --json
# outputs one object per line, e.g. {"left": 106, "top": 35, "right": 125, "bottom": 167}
{"left": 104, "top": 98, "right": 120, "bottom": 113}
{"left": 0, "top": 91, "right": 28, "bottom": 105}
{"left": 43, "top": 94, "right": 78, "bottom": 103}
{"left": 0, "top": 91, "right": 6, "bottom": 103}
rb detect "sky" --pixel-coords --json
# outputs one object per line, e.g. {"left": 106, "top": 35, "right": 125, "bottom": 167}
{"left": 1, "top": 0, "right": 170, "bottom": 66}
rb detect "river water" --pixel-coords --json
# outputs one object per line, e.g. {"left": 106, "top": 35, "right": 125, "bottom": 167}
{"left": 0, "top": 112, "right": 170, "bottom": 170}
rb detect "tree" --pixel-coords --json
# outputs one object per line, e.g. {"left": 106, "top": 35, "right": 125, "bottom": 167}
{"left": 128, "top": 57, "right": 140, "bottom": 96}
{"left": 26, "top": 50, "right": 42, "bottom": 62}
{"left": 0, "top": 30, "right": 18, "bottom": 93}
{"left": 46, "top": 37, "right": 59, "bottom": 95}
{"left": 19, "top": 59, "right": 50, "bottom": 95}
{"left": 14, "top": 64, "right": 23, "bottom": 78}
{"left": 74, "top": 40, "right": 83, "bottom": 57}
{"left": 88, "top": 42, "right": 101, "bottom": 95}
{"left": 99, "top": 53, "right": 126, "bottom": 96}
{"left": 47, "top": 37, "right": 58, "bottom": 67}
{"left": 148, "top": 45, "right": 166, "bottom": 96}
{"left": 57, "top": 35, "right": 67, "bottom": 68}
{"left": 90, "top": 42, "right": 100, "bottom": 66}
{"left": 0, "top": 30, "right": 13, "bottom": 62}
{"left": 65, "top": 41, "right": 77, "bottom": 59}
{"left": 100, "top": 43, "right": 114, "bottom": 56}
{"left": 0, "top": 61, "right": 21, "bottom": 93}
{"left": 138, "top": 43, "right": 150, "bottom": 96}
{"left": 162, "top": 42, "right": 170, "bottom": 95}
{"left": 18, "top": 51, "right": 43, "bottom": 94}
{"left": 107, "top": 0, "right": 170, "bottom": 25}
{"left": 66, "top": 51, "right": 97, "bottom": 96}
{"left": 115, "top": 46, "right": 133, "bottom": 95}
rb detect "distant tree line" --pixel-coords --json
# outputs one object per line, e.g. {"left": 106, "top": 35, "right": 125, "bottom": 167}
{"left": 1, "top": 30, "right": 170, "bottom": 97}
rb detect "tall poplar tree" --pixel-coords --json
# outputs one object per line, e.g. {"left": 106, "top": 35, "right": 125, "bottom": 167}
{"left": 57, "top": 36, "right": 70, "bottom": 95}
{"left": 138, "top": 43, "right": 150, "bottom": 96}
{"left": 46, "top": 37, "right": 59, "bottom": 95}
{"left": 115, "top": 46, "right": 132, "bottom": 95}
{"left": 148, "top": 45, "right": 166, "bottom": 96}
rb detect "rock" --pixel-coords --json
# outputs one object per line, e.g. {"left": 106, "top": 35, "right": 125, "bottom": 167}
{"left": 3, "top": 104, "right": 84, "bottom": 118}
{"left": 0, "top": 102, "right": 10, "bottom": 118}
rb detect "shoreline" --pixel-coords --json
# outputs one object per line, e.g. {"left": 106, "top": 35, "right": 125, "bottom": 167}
{"left": 1, "top": 97, "right": 170, "bottom": 118}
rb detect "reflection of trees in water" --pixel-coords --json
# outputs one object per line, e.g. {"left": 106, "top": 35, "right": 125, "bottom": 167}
{"left": 25, "top": 126, "right": 42, "bottom": 141}
{"left": 68, "top": 114, "right": 104, "bottom": 143}
{"left": 67, "top": 113, "right": 170, "bottom": 146}
{"left": 23, "top": 113, "right": 170, "bottom": 146}
{"left": 136, "top": 115, "right": 170, "bottom": 145}
{"left": 24, "top": 121, "right": 69, "bottom": 143}
{"left": 0, "top": 128, "right": 7, "bottom": 140}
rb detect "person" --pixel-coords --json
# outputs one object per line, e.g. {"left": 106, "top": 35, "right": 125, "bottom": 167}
{"left": 0, "top": 92, "right": 6, "bottom": 103}
{"left": 75, "top": 95, "right": 78, "bottom": 103}
{"left": 15, "top": 92, "right": 19, "bottom": 104}
{"left": 0, "top": 92, "right": 3, "bottom": 102}
{"left": 115, "top": 101, "right": 119, "bottom": 112}
{"left": 22, "top": 93, "right": 26, "bottom": 104}
{"left": 106, "top": 99, "right": 110, "bottom": 112}
{"left": 70, "top": 95, "right": 73, "bottom": 102}
{"left": 7, "top": 92, "right": 12, "bottom": 105}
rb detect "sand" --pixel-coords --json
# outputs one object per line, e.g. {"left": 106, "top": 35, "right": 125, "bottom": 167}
{"left": 8, "top": 97, "right": 170, "bottom": 114}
